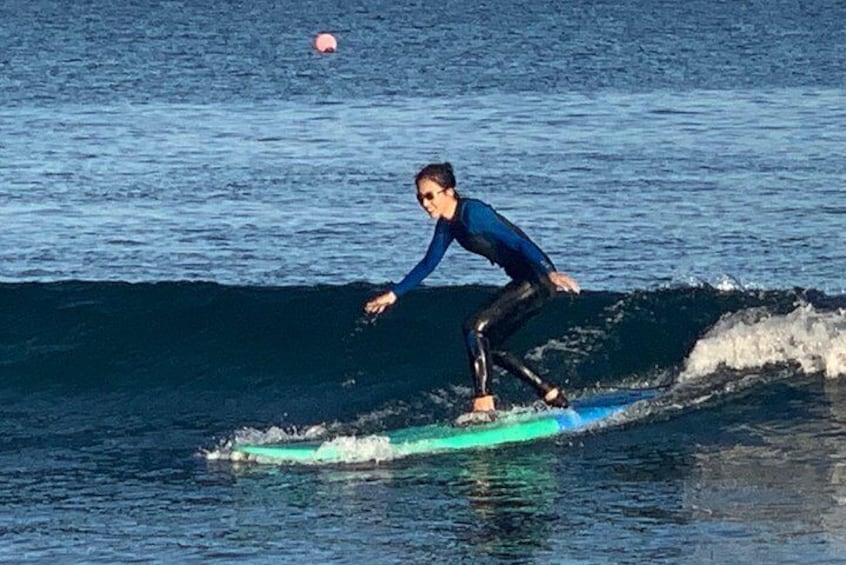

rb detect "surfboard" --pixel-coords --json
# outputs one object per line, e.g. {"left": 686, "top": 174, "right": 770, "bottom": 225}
{"left": 232, "top": 389, "right": 657, "bottom": 465}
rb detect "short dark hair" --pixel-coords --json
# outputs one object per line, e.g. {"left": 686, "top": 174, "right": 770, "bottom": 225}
{"left": 415, "top": 162, "right": 456, "bottom": 189}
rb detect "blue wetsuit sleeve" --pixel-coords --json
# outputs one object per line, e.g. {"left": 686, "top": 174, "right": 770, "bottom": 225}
{"left": 391, "top": 220, "right": 454, "bottom": 297}
{"left": 467, "top": 200, "right": 557, "bottom": 277}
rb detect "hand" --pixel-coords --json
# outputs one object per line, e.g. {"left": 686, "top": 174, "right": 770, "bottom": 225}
{"left": 549, "top": 272, "right": 581, "bottom": 294}
{"left": 364, "top": 291, "right": 397, "bottom": 314}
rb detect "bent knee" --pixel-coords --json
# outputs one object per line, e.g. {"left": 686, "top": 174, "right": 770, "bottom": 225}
{"left": 463, "top": 314, "right": 491, "bottom": 337}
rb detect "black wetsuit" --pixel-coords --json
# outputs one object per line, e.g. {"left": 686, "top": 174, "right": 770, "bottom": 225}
{"left": 392, "top": 197, "right": 562, "bottom": 401}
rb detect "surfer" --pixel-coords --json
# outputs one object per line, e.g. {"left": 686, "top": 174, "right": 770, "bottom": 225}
{"left": 364, "top": 162, "right": 580, "bottom": 413}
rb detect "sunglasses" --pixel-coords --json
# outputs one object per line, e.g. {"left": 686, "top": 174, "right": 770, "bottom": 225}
{"left": 416, "top": 189, "right": 446, "bottom": 204}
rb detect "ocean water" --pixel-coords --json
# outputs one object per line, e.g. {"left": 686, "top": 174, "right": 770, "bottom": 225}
{"left": 1, "top": 0, "right": 846, "bottom": 562}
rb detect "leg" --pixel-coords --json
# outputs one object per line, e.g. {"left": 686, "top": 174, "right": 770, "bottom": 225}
{"left": 492, "top": 351, "right": 569, "bottom": 408}
{"left": 491, "top": 350, "right": 554, "bottom": 397}
{"left": 463, "top": 280, "right": 566, "bottom": 409}
{"left": 463, "top": 319, "right": 495, "bottom": 408}
{"left": 463, "top": 281, "right": 535, "bottom": 400}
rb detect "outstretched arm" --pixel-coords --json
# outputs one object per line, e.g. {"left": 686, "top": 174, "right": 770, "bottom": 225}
{"left": 363, "top": 220, "right": 453, "bottom": 314}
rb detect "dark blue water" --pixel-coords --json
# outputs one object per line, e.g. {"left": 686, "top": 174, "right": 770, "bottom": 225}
{"left": 2, "top": 0, "right": 846, "bottom": 562}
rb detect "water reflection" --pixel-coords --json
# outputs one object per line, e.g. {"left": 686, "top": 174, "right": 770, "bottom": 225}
{"left": 450, "top": 446, "right": 559, "bottom": 562}
{"left": 223, "top": 443, "right": 564, "bottom": 562}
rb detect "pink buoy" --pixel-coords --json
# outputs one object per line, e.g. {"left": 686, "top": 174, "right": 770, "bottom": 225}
{"left": 314, "top": 33, "right": 337, "bottom": 53}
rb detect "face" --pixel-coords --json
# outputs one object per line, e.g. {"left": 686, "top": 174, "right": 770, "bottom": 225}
{"left": 416, "top": 178, "right": 454, "bottom": 219}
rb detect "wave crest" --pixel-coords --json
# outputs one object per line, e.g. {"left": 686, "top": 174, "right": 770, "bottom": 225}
{"left": 681, "top": 303, "right": 846, "bottom": 380}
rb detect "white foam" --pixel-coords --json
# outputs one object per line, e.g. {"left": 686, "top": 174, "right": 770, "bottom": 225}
{"left": 681, "top": 303, "right": 846, "bottom": 381}
{"left": 314, "top": 435, "right": 398, "bottom": 463}
{"left": 203, "top": 423, "right": 328, "bottom": 461}
{"left": 713, "top": 275, "right": 747, "bottom": 292}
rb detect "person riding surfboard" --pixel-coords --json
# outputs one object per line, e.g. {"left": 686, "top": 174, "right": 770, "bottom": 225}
{"left": 365, "top": 162, "right": 580, "bottom": 413}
